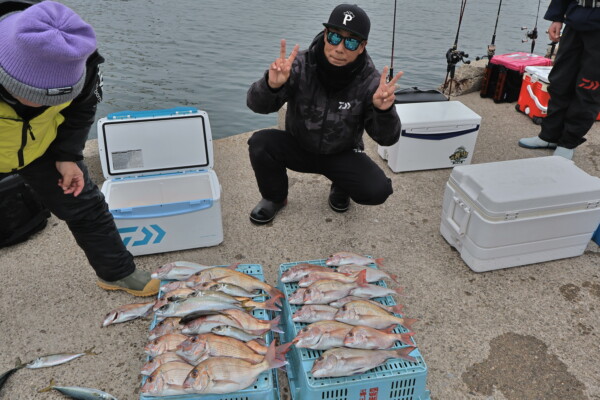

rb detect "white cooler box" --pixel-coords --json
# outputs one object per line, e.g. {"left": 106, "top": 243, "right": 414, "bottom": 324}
{"left": 440, "top": 156, "right": 600, "bottom": 272}
{"left": 98, "top": 107, "right": 223, "bottom": 256}
{"left": 378, "top": 101, "right": 481, "bottom": 172}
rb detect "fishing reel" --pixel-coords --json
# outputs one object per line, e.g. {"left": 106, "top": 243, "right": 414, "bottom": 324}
{"left": 476, "top": 44, "right": 496, "bottom": 61}
{"left": 446, "top": 47, "right": 470, "bottom": 77}
{"left": 521, "top": 26, "right": 538, "bottom": 43}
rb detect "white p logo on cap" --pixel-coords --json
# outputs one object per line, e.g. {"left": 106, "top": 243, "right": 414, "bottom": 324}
{"left": 342, "top": 11, "right": 355, "bottom": 25}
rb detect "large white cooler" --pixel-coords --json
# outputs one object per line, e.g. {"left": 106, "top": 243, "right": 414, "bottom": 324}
{"left": 378, "top": 101, "right": 481, "bottom": 172}
{"left": 440, "top": 156, "right": 600, "bottom": 272}
{"left": 97, "top": 107, "right": 223, "bottom": 256}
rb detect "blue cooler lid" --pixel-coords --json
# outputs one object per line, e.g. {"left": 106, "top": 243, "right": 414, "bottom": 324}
{"left": 97, "top": 107, "right": 214, "bottom": 179}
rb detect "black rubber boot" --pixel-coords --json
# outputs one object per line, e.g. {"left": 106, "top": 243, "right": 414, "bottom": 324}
{"left": 249, "top": 198, "right": 287, "bottom": 225}
{"left": 328, "top": 185, "right": 350, "bottom": 213}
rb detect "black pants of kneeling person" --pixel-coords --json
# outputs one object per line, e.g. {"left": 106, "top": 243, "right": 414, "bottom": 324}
{"left": 2, "top": 153, "right": 135, "bottom": 281}
{"left": 248, "top": 129, "right": 394, "bottom": 206}
{"left": 540, "top": 25, "right": 600, "bottom": 149}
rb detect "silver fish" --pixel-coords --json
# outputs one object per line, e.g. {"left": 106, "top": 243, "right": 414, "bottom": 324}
{"left": 349, "top": 283, "right": 404, "bottom": 299}
{"left": 194, "top": 281, "right": 262, "bottom": 298}
{"left": 211, "top": 325, "right": 266, "bottom": 343}
{"left": 25, "top": 347, "right": 97, "bottom": 369}
{"left": 0, "top": 366, "right": 21, "bottom": 393}
{"left": 38, "top": 379, "right": 118, "bottom": 399}
{"left": 325, "top": 252, "right": 384, "bottom": 267}
{"left": 101, "top": 302, "right": 154, "bottom": 327}
{"left": 151, "top": 261, "right": 226, "bottom": 280}
{"left": 311, "top": 347, "right": 417, "bottom": 378}
{"left": 154, "top": 297, "right": 242, "bottom": 319}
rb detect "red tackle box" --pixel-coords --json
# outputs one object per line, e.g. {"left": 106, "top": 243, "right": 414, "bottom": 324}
{"left": 480, "top": 52, "right": 553, "bottom": 103}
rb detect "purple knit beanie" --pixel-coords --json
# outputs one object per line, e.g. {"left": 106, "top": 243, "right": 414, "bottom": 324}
{"left": 0, "top": 1, "right": 97, "bottom": 106}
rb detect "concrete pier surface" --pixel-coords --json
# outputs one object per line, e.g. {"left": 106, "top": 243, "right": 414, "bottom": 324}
{"left": 1, "top": 92, "right": 599, "bottom": 400}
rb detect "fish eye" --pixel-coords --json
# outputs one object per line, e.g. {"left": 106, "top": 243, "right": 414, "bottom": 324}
{"left": 301, "top": 328, "right": 308, "bottom": 333}
{"left": 147, "top": 377, "right": 154, "bottom": 383}
{"left": 190, "top": 337, "right": 197, "bottom": 342}
{"left": 158, "top": 304, "right": 169, "bottom": 311}
{"left": 190, "top": 369, "right": 199, "bottom": 378}
{"left": 347, "top": 332, "right": 354, "bottom": 337}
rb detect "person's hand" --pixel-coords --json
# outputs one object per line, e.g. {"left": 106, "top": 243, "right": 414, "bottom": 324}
{"left": 268, "top": 39, "right": 300, "bottom": 90}
{"left": 373, "top": 66, "right": 403, "bottom": 111}
{"left": 548, "top": 21, "right": 563, "bottom": 42}
{"left": 56, "top": 161, "right": 84, "bottom": 197}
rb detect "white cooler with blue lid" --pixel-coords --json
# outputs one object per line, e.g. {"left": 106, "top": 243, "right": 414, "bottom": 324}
{"left": 97, "top": 107, "right": 223, "bottom": 256}
{"left": 440, "top": 156, "right": 600, "bottom": 272}
{"left": 378, "top": 101, "right": 481, "bottom": 172}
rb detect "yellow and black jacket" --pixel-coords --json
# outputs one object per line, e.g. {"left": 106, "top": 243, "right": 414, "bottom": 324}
{"left": 0, "top": 0, "right": 104, "bottom": 173}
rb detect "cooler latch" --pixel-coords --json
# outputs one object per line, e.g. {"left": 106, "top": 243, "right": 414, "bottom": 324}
{"left": 447, "top": 196, "right": 471, "bottom": 236}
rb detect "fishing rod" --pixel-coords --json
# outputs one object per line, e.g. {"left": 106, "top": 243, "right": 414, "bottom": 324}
{"left": 477, "top": 0, "right": 503, "bottom": 61}
{"left": 478, "top": 0, "right": 503, "bottom": 97}
{"left": 388, "top": 0, "right": 398, "bottom": 82}
{"left": 442, "top": 0, "right": 470, "bottom": 97}
{"left": 521, "top": 0, "right": 541, "bottom": 53}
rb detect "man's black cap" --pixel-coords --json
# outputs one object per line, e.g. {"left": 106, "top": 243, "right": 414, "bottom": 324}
{"left": 323, "top": 4, "right": 370, "bottom": 40}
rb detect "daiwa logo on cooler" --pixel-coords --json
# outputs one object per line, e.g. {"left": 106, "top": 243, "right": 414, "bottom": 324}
{"left": 339, "top": 102, "right": 351, "bottom": 110}
{"left": 342, "top": 11, "right": 355, "bottom": 25}
{"left": 118, "top": 224, "right": 166, "bottom": 247}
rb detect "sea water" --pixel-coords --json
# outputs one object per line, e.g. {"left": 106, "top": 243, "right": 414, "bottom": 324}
{"left": 60, "top": 0, "right": 551, "bottom": 139}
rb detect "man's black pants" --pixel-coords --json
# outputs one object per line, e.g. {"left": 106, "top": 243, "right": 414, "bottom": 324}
{"left": 3, "top": 154, "right": 135, "bottom": 281}
{"left": 540, "top": 25, "right": 600, "bottom": 148}
{"left": 248, "top": 129, "right": 393, "bottom": 205}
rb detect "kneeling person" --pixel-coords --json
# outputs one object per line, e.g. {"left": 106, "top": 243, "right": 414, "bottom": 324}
{"left": 246, "top": 3, "right": 402, "bottom": 224}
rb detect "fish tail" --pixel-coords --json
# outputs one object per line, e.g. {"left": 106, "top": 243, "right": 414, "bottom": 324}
{"left": 401, "top": 318, "right": 419, "bottom": 332}
{"left": 388, "top": 272, "right": 402, "bottom": 285}
{"left": 260, "top": 296, "right": 283, "bottom": 311}
{"left": 38, "top": 379, "right": 55, "bottom": 393}
{"left": 356, "top": 269, "right": 369, "bottom": 287}
{"left": 269, "top": 315, "right": 284, "bottom": 333}
{"left": 397, "top": 332, "right": 416, "bottom": 346}
{"left": 225, "top": 262, "right": 241, "bottom": 270}
{"left": 275, "top": 341, "right": 294, "bottom": 362}
{"left": 394, "top": 346, "right": 417, "bottom": 363}
{"left": 267, "top": 287, "right": 285, "bottom": 302}
{"left": 15, "top": 357, "right": 25, "bottom": 369}
{"left": 394, "top": 287, "right": 406, "bottom": 297}
{"left": 84, "top": 346, "right": 99, "bottom": 356}
{"left": 265, "top": 341, "right": 287, "bottom": 371}
{"left": 390, "top": 303, "right": 405, "bottom": 315}
{"left": 374, "top": 258, "right": 385, "bottom": 267}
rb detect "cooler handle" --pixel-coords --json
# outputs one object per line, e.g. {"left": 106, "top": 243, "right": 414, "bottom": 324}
{"left": 111, "top": 199, "right": 213, "bottom": 219}
{"left": 526, "top": 85, "right": 547, "bottom": 112}
{"left": 446, "top": 196, "right": 471, "bottom": 236}
{"left": 401, "top": 126, "right": 480, "bottom": 141}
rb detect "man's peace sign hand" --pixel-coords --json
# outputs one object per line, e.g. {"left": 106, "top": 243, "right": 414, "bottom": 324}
{"left": 268, "top": 39, "right": 300, "bottom": 90}
{"left": 373, "top": 66, "right": 403, "bottom": 110}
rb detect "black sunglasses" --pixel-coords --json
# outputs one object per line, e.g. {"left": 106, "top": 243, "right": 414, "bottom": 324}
{"left": 326, "top": 30, "right": 363, "bottom": 51}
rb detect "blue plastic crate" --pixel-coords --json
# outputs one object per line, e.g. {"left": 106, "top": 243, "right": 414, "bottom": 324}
{"left": 140, "top": 264, "right": 280, "bottom": 400}
{"left": 278, "top": 259, "right": 430, "bottom": 400}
